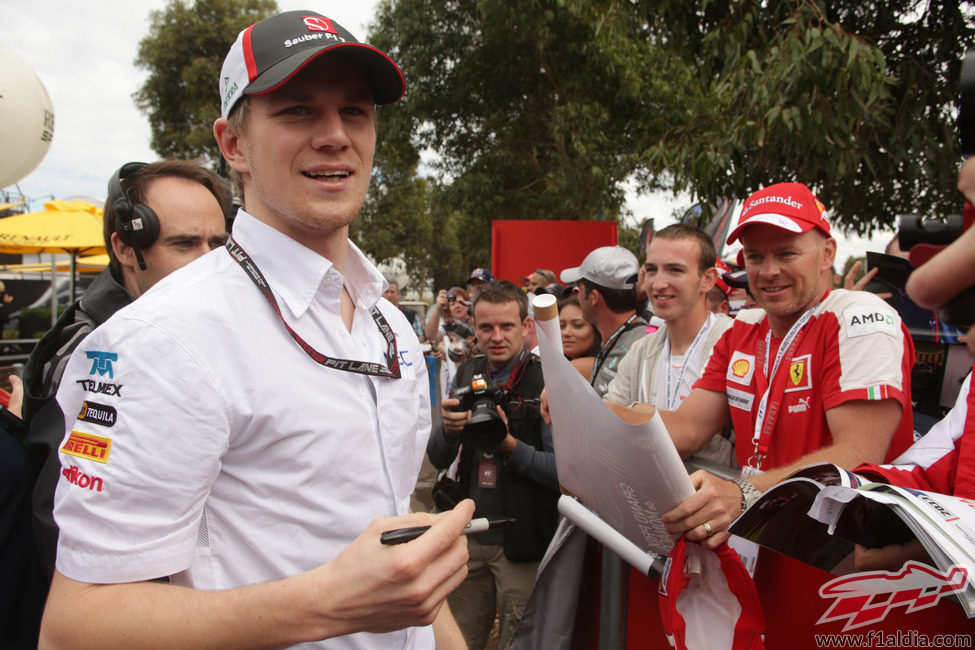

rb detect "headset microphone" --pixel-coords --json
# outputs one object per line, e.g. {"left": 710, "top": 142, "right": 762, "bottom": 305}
{"left": 107, "top": 162, "right": 160, "bottom": 271}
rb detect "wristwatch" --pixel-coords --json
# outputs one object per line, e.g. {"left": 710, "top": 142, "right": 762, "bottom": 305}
{"left": 733, "top": 477, "right": 762, "bottom": 514}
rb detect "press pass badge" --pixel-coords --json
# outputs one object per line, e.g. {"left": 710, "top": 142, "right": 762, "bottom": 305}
{"left": 478, "top": 454, "right": 498, "bottom": 488}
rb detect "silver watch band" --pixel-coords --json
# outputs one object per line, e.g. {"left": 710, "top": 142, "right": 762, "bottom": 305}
{"left": 733, "top": 477, "right": 762, "bottom": 513}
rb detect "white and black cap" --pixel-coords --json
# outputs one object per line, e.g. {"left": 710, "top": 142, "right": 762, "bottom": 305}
{"left": 219, "top": 11, "right": 405, "bottom": 118}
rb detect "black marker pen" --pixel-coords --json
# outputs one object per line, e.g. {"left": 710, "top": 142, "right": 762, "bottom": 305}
{"left": 380, "top": 516, "right": 515, "bottom": 545}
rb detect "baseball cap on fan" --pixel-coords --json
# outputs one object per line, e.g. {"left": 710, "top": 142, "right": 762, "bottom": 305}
{"left": 218, "top": 11, "right": 405, "bottom": 119}
{"left": 726, "top": 182, "right": 830, "bottom": 244}
{"left": 560, "top": 246, "right": 640, "bottom": 290}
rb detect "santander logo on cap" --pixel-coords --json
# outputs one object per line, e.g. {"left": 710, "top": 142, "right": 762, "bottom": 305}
{"left": 727, "top": 182, "right": 830, "bottom": 244}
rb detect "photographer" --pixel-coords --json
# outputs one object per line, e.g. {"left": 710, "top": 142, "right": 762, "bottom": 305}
{"left": 425, "top": 286, "right": 477, "bottom": 398}
{"left": 426, "top": 280, "right": 558, "bottom": 650}
{"left": 425, "top": 287, "right": 476, "bottom": 349}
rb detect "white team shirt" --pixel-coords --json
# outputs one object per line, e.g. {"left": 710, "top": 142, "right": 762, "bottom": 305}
{"left": 52, "top": 211, "right": 433, "bottom": 649}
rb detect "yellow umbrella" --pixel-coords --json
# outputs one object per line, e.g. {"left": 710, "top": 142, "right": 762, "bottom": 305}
{"left": 0, "top": 200, "right": 105, "bottom": 255}
{"left": 0, "top": 253, "right": 108, "bottom": 274}
{"left": 0, "top": 200, "right": 107, "bottom": 325}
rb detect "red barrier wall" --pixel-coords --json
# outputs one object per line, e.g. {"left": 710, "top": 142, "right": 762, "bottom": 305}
{"left": 490, "top": 220, "right": 618, "bottom": 284}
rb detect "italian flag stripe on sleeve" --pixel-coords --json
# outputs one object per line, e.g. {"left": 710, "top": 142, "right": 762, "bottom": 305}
{"left": 867, "top": 385, "right": 887, "bottom": 400}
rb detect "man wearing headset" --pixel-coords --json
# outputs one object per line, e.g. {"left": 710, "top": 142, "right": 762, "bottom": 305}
{"left": 22, "top": 159, "right": 232, "bottom": 585}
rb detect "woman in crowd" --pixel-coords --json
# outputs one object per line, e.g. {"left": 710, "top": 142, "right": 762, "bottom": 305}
{"left": 559, "top": 295, "right": 601, "bottom": 380}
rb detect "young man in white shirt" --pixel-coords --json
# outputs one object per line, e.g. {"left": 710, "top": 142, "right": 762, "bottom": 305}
{"left": 41, "top": 10, "right": 473, "bottom": 649}
{"left": 605, "top": 223, "right": 736, "bottom": 467}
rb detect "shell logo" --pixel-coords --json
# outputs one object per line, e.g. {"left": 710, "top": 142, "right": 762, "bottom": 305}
{"left": 732, "top": 358, "right": 751, "bottom": 378}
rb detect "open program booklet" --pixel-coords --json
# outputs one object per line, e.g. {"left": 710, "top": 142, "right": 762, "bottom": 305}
{"left": 728, "top": 462, "right": 975, "bottom": 616}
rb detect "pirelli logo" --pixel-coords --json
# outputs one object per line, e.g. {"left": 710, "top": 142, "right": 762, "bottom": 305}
{"left": 61, "top": 431, "right": 113, "bottom": 464}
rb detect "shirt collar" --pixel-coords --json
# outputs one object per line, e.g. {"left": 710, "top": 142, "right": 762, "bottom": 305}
{"left": 231, "top": 210, "right": 385, "bottom": 318}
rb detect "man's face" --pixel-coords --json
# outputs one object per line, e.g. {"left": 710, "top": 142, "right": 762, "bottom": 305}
{"left": 473, "top": 299, "right": 526, "bottom": 370}
{"left": 528, "top": 273, "right": 546, "bottom": 292}
{"left": 468, "top": 280, "right": 485, "bottom": 297}
{"left": 224, "top": 55, "right": 376, "bottom": 248}
{"left": 125, "top": 175, "right": 226, "bottom": 297}
{"left": 643, "top": 237, "right": 711, "bottom": 323}
{"left": 728, "top": 286, "right": 757, "bottom": 311}
{"left": 383, "top": 283, "right": 401, "bottom": 305}
{"left": 575, "top": 282, "right": 597, "bottom": 322}
{"left": 740, "top": 225, "right": 835, "bottom": 332}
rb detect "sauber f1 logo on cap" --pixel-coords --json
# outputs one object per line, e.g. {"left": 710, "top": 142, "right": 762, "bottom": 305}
{"left": 817, "top": 562, "right": 968, "bottom": 631}
{"left": 61, "top": 431, "right": 113, "bottom": 464}
{"left": 303, "top": 16, "right": 337, "bottom": 33}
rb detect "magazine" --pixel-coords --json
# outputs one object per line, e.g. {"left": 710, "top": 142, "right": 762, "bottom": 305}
{"left": 729, "top": 462, "right": 975, "bottom": 615}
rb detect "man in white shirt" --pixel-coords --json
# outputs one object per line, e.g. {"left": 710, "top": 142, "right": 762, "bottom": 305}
{"left": 605, "top": 223, "right": 736, "bottom": 468}
{"left": 40, "top": 10, "right": 473, "bottom": 649}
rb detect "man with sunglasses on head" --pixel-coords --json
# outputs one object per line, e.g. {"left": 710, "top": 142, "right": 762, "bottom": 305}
{"left": 41, "top": 10, "right": 473, "bottom": 649}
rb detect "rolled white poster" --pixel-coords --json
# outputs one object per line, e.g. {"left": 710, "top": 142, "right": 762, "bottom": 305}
{"left": 532, "top": 293, "right": 561, "bottom": 355}
{"left": 558, "top": 495, "right": 655, "bottom": 576}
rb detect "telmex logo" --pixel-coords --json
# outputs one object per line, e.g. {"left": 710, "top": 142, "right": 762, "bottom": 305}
{"left": 61, "top": 431, "right": 113, "bottom": 464}
{"left": 817, "top": 562, "right": 968, "bottom": 631}
{"left": 78, "top": 400, "right": 117, "bottom": 427}
{"left": 75, "top": 379, "right": 122, "bottom": 396}
{"left": 732, "top": 358, "right": 751, "bottom": 378}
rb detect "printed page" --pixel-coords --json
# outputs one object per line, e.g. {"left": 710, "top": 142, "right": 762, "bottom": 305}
{"left": 536, "top": 323, "right": 694, "bottom": 556}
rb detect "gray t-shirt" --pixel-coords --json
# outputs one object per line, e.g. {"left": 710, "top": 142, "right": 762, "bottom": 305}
{"left": 590, "top": 316, "right": 647, "bottom": 397}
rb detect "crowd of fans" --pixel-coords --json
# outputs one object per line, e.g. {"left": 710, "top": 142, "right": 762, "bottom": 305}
{"left": 3, "top": 7, "right": 975, "bottom": 649}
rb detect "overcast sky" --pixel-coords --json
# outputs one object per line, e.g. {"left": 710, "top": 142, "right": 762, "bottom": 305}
{"left": 1, "top": 0, "right": 888, "bottom": 263}
{"left": 1, "top": 0, "right": 379, "bottom": 207}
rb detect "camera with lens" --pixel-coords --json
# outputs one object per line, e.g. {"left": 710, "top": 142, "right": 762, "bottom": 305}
{"left": 890, "top": 49, "right": 975, "bottom": 329}
{"left": 443, "top": 318, "right": 475, "bottom": 339}
{"left": 451, "top": 373, "right": 509, "bottom": 452}
{"left": 443, "top": 319, "right": 476, "bottom": 362}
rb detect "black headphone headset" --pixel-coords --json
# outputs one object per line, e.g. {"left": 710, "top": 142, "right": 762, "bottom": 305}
{"left": 107, "top": 162, "right": 160, "bottom": 271}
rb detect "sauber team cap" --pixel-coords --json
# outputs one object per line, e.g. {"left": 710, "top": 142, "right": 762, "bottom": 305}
{"left": 219, "top": 10, "right": 405, "bottom": 118}
{"left": 726, "top": 182, "right": 830, "bottom": 244}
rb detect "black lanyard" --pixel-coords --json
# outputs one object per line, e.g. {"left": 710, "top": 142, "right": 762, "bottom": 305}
{"left": 590, "top": 313, "right": 640, "bottom": 387}
{"left": 226, "top": 237, "right": 401, "bottom": 379}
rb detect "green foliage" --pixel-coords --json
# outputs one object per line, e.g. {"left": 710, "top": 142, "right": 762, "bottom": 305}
{"left": 369, "top": 0, "right": 641, "bottom": 269}
{"left": 133, "top": 0, "right": 278, "bottom": 169}
{"left": 17, "top": 306, "right": 66, "bottom": 338}
{"left": 130, "top": 0, "right": 975, "bottom": 289}
{"left": 562, "top": 0, "right": 975, "bottom": 235}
